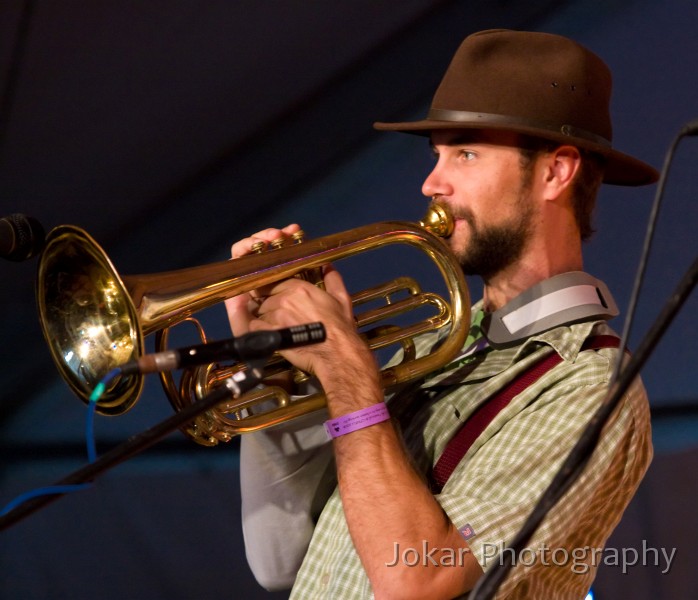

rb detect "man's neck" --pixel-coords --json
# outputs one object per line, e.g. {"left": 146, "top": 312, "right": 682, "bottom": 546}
{"left": 481, "top": 254, "right": 584, "bottom": 312}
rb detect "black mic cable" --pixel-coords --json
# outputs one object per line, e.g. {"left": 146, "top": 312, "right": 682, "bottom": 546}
{"left": 611, "top": 119, "right": 698, "bottom": 384}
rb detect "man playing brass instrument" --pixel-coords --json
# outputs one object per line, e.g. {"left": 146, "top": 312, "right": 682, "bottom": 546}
{"left": 226, "top": 30, "right": 656, "bottom": 599}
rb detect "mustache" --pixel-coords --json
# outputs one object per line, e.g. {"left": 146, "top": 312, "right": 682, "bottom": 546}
{"left": 430, "top": 198, "right": 475, "bottom": 226}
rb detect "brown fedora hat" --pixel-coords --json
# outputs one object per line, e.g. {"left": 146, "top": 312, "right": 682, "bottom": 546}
{"left": 374, "top": 29, "right": 658, "bottom": 186}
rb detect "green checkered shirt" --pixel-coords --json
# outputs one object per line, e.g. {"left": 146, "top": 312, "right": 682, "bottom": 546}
{"left": 290, "top": 302, "right": 653, "bottom": 599}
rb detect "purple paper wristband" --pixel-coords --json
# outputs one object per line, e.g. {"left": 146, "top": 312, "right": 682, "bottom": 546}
{"left": 324, "top": 402, "right": 391, "bottom": 439}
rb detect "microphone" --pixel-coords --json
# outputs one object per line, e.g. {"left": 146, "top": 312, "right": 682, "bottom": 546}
{"left": 680, "top": 118, "right": 698, "bottom": 137}
{"left": 0, "top": 214, "right": 46, "bottom": 261}
{"left": 121, "top": 322, "right": 327, "bottom": 375}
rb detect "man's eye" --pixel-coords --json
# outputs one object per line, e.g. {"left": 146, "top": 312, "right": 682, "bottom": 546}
{"left": 460, "top": 150, "right": 476, "bottom": 161}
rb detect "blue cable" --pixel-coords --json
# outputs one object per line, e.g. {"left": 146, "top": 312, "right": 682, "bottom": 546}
{"left": 0, "top": 367, "right": 122, "bottom": 517}
{"left": 85, "top": 367, "right": 121, "bottom": 463}
{"left": 0, "top": 483, "right": 92, "bottom": 517}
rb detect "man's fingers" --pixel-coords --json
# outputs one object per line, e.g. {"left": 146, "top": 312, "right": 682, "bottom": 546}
{"left": 230, "top": 224, "right": 301, "bottom": 259}
{"left": 225, "top": 295, "right": 255, "bottom": 335}
{"left": 323, "top": 267, "right": 354, "bottom": 321}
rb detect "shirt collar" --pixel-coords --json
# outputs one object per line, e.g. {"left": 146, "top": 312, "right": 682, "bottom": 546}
{"left": 482, "top": 272, "right": 617, "bottom": 348}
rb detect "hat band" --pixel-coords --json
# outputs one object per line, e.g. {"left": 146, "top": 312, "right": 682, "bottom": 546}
{"left": 427, "top": 108, "right": 612, "bottom": 148}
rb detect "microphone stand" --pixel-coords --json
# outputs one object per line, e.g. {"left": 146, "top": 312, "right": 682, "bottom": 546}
{"left": 469, "top": 256, "right": 697, "bottom": 599}
{"left": 0, "top": 362, "right": 266, "bottom": 531}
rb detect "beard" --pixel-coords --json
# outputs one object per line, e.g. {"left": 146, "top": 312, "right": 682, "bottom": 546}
{"left": 448, "top": 193, "right": 534, "bottom": 280}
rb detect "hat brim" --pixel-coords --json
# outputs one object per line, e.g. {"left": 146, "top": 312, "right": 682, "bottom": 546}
{"left": 373, "top": 118, "right": 658, "bottom": 186}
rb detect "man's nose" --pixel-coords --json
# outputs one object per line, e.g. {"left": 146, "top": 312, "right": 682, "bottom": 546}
{"left": 421, "top": 163, "right": 452, "bottom": 198}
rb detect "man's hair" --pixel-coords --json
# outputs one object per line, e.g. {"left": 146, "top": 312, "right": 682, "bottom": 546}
{"left": 518, "top": 135, "right": 606, "bottom": 240}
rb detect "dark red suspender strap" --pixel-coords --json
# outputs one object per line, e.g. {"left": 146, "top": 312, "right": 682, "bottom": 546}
{"left": 430, "top": 335, "right": 621, "bottom": 493}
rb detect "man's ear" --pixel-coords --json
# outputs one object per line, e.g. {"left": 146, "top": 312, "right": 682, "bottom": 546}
{"left": 542, "top": 145, "right": 582, "bottom": 200}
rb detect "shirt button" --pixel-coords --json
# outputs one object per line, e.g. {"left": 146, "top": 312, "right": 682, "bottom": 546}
{"left": 320, "top": 573, "right": 330, "bottom": 586}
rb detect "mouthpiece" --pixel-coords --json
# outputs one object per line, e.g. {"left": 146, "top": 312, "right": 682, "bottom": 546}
{"left": 419, "top": 203, "right": 454, "bottom": 238}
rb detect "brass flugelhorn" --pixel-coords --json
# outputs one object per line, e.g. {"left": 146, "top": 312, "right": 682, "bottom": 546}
{"left": 36, "top": 204, "right": 470, "bottom": 445}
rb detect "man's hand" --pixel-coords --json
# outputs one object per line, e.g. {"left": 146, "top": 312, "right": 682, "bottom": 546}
{"left": 225, "top": 224, "right": 302, "bottom": 336}
{"left": 224, "top": 224, "right": 377, "bottom": 389}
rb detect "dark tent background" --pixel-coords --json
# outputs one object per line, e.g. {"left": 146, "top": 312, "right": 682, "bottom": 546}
{"left": 1, "top": 1, "right": 696, "bottom": 598}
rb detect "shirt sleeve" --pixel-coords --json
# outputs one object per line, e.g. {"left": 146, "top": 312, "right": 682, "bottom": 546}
{"left": 240, "top": 408, "right": 336, "bottom": 590}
